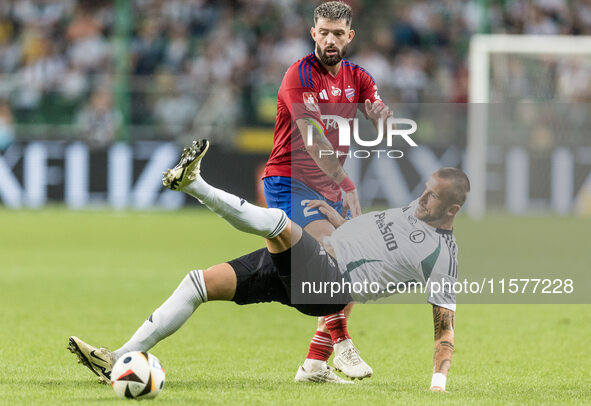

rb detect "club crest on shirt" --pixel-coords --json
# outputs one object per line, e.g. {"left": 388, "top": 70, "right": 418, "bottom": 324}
{"left": 409, "top": 230, "right": 425, "bottom": 243}
{"left": 345, "top": 87, "right": 355, "bottom": 102}
{"left": 303, "top": 92, "right": 320, "bottom": 112}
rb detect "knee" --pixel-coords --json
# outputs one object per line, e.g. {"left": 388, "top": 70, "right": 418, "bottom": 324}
{"left": 202, "top": 263, "right": 237, "bottom": 301}
{"left": 266, "top": 219, "right": 297, "bottom": 254}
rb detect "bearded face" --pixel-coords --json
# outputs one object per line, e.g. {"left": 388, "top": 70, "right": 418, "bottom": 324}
{"left": 414, "top": 176, "right": 453, "bottom": 224}
{"left": 415, "top": 202, "right": 447, "bottom": 223}
{"left": 312, "top": 17, "right": 353, "bottom": 67}
{"left": 316, "top": 42, "right": 348, "bottom": 66}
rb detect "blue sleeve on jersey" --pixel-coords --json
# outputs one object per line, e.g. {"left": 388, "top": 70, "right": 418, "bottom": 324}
{"left": 297, "top": 53, "right": 317, "bottom": 89}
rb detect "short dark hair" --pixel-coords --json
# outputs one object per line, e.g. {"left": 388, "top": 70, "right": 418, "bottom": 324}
{"left": 435, "top": 167, "right": 471, "bottom": 207}
{"left": 314, "top": 1, "right": 352, "bottom": 27}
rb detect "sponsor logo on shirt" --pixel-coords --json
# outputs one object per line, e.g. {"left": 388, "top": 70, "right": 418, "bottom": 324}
{"left": 303, "top": 92, "right": 320, "bottom": 112}
{"left": 318, "top": 89, "right": 329, "bottom": 100}
{"left": 331, "top": 86, "right": 342, "bottom": 96}
{"left": 374, "top": 212, "right": 398, "bottom": 251}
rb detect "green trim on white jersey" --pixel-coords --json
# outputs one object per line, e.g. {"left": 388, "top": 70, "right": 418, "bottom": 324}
{"left": 420, "top": 238, "right": 441, "bottom": 281}
{"left": 325, "top": 199, "right": 458, "bottom": 311}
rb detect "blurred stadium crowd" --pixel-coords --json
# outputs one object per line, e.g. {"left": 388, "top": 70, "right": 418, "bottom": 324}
{"left": 0, "top": 0, "right": 590, "bottom": 148}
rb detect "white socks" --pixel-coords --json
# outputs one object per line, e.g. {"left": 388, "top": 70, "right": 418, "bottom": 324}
{"left": 113, "top": 270, "right": 207, "bottom": 360}
{"left": 182, "top": 176, "right": 287, "bottom": 239}
{"left": 112, "top": 176, "right": 288, "bottom": 359}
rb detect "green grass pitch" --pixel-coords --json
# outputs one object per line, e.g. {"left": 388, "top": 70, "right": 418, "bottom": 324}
{"left": 0, "top": 208, "right": 589, "bottom": 405}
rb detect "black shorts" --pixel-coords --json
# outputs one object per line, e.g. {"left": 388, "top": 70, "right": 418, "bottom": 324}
{"left": 228, "top": 231, "right": 350, "bottom": 317}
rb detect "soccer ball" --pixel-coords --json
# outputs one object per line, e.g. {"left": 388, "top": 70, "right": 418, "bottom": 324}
{"left": 110, "top": 351, "right": 165, "bottom": 399}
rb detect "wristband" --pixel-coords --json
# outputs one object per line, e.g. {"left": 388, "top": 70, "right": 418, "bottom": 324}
{"left": 430, "top": 373, "right": 447, "bottom": 390}
{"left": 339, "top": 177, "right": 356, "bottom": 193}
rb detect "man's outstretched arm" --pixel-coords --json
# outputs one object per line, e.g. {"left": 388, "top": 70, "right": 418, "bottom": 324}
{"left": 295, "top": 118, "right": 361, "bottom": 217}
{"left": 430, "top": 305, "right": 455, "bottom": 392}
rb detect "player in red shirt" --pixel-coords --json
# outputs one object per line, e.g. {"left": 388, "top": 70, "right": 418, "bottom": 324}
{"left": 262, "top": 1, "right": 392, "bottom": 383}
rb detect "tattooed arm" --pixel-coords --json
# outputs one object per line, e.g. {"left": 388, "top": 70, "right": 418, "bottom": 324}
{"left": 295, "top": 118, "right": 361, "bottom": 217}
{"left": 430, "top": 305, "right": 455, "bottom": 391}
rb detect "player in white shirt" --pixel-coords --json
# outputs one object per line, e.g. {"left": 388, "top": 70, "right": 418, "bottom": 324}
{"left": 318, "top": 197, "right": 458, "bottom": 311}
{"left": 69, "top": 139, "right": 468, "bottom": 391}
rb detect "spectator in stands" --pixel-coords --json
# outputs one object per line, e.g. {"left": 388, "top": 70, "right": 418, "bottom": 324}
{"left": 0, "top": 99, "right": 14, "bottom": 150}
{"left": 132, "top": 17, "right": 166, "bottom": 75}
{"left": 66, "top": 4, "right": 109, "bottom": 72}
{"left": 153, "top": 71, "right": 198, "bottom": 137}
{"left": 76, "top": 88, "right": 121, "bottom": 149}
{"left": 0, "top": 0, "right": 590, "bottom": 141}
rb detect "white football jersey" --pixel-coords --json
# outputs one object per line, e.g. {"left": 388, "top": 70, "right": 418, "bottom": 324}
{"left": 324, "top": 199, "right": 458, "bottom": 311}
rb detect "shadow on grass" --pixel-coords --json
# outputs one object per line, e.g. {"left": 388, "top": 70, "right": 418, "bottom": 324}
{"left": 167, "top": 376, "right": 396, "bottom": 392}
{"left": 2, "top": 379, "right": 122, "bottom": 404}
{"left": 3, "top": 378, "right": 104, "bottom": 388}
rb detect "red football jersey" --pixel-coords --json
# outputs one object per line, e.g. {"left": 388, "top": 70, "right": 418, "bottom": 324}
{"left": 263, "top": 52, "right": 382, "bottom": 202}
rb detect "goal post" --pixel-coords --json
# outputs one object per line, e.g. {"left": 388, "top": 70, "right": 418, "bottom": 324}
{"left": 466, "top": 34, "right": 591, "bottom": 218}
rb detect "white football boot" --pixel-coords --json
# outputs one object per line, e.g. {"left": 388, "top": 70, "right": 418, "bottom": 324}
{"left": 68, "top": 336, "right": 115, "bottom": 384}
{"left": 162, "top": 139, "right": 210, "bottom": 191}
{"left": 294, "top": 365, "right": 353, "bottom": 384}
{"left": 332, "top": 339, "right": 373, "bottom": 380}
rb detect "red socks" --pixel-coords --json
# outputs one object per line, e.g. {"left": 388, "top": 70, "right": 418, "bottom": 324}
{"left": 305, "top": 312, "right": 351, "bottom": 361}
{"left": 324, "top": 311, "right": 351, "bottom": 344}
{"left": 306, "top": 331, "right": 333, "bottom": 361}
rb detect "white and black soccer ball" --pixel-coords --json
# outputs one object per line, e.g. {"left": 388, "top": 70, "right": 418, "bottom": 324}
{"left": 111, "top": 351, "right": 165, "bottom": 400}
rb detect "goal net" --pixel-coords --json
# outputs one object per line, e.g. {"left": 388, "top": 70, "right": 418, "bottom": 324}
{"left": 466, "top": 34, "right": 591, "bottom": 218}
